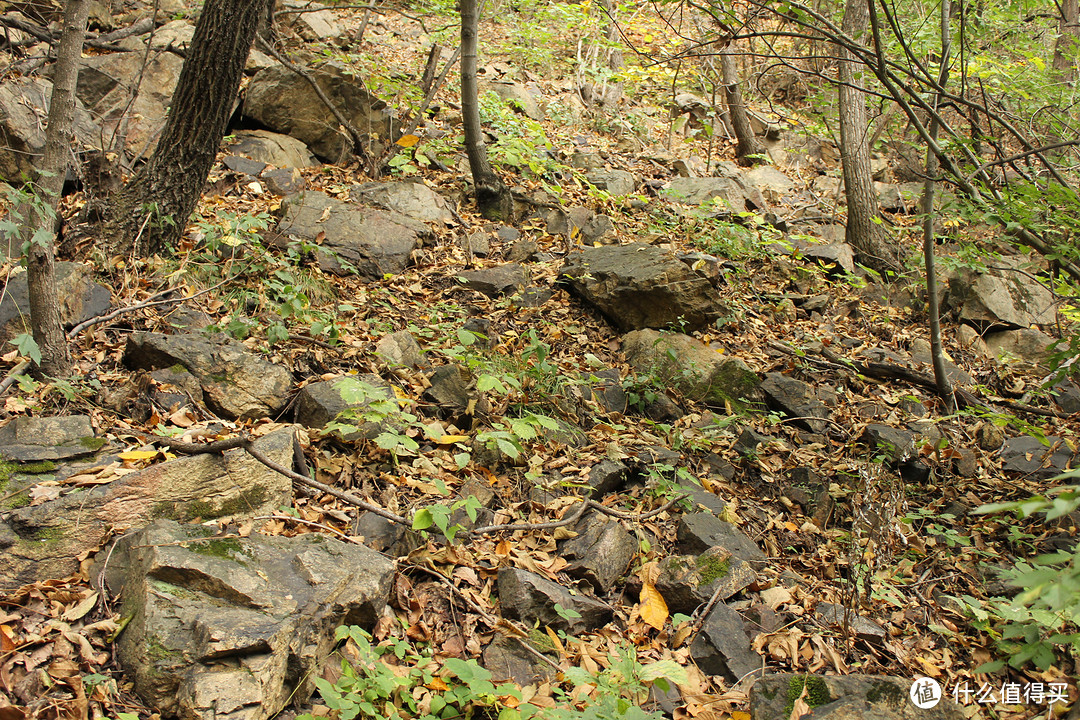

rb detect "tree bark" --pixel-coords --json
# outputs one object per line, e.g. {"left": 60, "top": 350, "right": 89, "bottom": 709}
{"left": 460, "top": 0, "right": 511, "bottom": 221}
{"left": 25, "top": 0, "right": 89, "bottom": 377}
{"left": 106, "top": 0, "right": 264, "bottom": 256}
{"left": 1053, "top": 0, "right": 1079, "bottom": 83}
{"left": 721, "top": 44, "right": 764, "bottom": 167}
{"left": 838, "top": 0, "right": 899, "bottom": 277}
{"left": 921, "top": 0, "right": 955, "bottom": 410}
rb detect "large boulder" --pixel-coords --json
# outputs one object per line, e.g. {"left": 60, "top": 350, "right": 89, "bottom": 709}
{"left": 124, "top": 332, "right": 293, "bottom": 420}
{"left": 0, "top": 427, "right": 298, "bottom": 590}
{"left": 0, "top": 77, "right": 98, "bottom": 182}
{"left": 0, "top": 415, "right": 101, "bottom": 463}
{"left": 226, "top": 130, "right": 318, "bottom": 169}
{"left": 749, "top": 674, "right": 964, "bottom": 720}
{"left": 110, "top": 520, "right": 394, "bottom": 720}
{"left": 0, "top": 262, "right": 111, "bottom": 341}
{"left": 622, "top": 329, "right": 761, "bottom": 408}
{"left": 350, "top": 181, "right": 455, "bottom": 224}
{"left": 276, "top": 191, "right": 429, "bottom": 278}
{"left": 75, "top": 51, "right": 184, "bottom": 157}
{"left": 479, "top": 80, "right": 542, "bottom": 120}
{"left": 244, "top": 62, "right": 395, "bottom": 163}
{"left": 661, "top": 171, "right": 767, "bottom": 214}
{"left": 559, "top": 243, "right": 728, "bottom": 332}
{"left": 945, "top": 257, "right": 1056, "bottom": 329}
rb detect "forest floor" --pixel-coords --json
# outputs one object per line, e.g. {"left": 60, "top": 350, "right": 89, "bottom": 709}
{"left": 1, "top": 3, "right": 1079, "bottom": 720}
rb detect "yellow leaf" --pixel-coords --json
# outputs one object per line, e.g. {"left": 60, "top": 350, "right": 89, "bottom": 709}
{"left": 783, "top": 521, "right": 799, "bottom": 532}
{"left": 396, "top": 134, "right": 421, "bottom": 147}
{"left": 732, "top": 713, "right": 752, "bottom": 720}
{"left": 435, "top": 434, "right": 470, "bottom": 445}
{"left": 639, "top": 562, "right": 669, "bottom": 631}
{"left": 118, "top": 450, "right": 159, "bottom": 461}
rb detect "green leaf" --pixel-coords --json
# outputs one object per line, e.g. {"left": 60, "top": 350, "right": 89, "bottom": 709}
{"left": 11, "top": 333, "right": 41, "bottom": 364}
{"left": 413, "top": 508, "right": 434, "bottom": 531}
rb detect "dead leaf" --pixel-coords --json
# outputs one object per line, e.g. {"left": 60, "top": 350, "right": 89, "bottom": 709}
{"left": 638, "top": 562, "right": 669, "bottom": 631}
{"left": 60, "top": 593, "right": 98, "bottom": 622}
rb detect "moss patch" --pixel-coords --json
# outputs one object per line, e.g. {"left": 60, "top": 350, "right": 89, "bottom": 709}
{"left": 152, "top": 486, "right": 270, "bottom": 522}
{"left": 184, "top": 537, "right": 251, "bottom": 565}
{"left": 866, "top": 680, "right": 905, "bottom": 706}
{"left": 79, "top": 436, "right": 107, "bottom": 451}
{"left": 785, "top": 675, "right": 832, "bottom": 715}
{"left": 696, "top": 553, "right": 731, "bottom": 584}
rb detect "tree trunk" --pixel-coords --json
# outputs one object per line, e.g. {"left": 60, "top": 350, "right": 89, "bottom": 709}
{"left": 25, "top": 0, "right": 89, "bottom": 377}
{"left": 922, "top": 0, "right": 955, "bottom": 409}
{"left": 1054, "top": 0, "right": 1079, "bottom": 83}
{"left": 838, "top": 0, "right": 899, "bottom": 277}
{"left": 721, "top": 44, "right": 764, "bottom": 167}
{"left": 107, "top": 0, "right": 263, "bottom": 256}
{"left": 460, "top": 0, "right": 512, "bottom": 221}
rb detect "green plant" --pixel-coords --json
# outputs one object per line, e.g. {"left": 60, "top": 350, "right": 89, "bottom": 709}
{"left": 413, "top": 494, "right": 484, "bottom": 542}
{"left": 960, "top": 476, "right": 1080, "bottom": 671}
{"left": 326, "top": 378, "right": 443, "bottom": 461}
{"left": 299, "top": 626, "right": 521, "bottom": 720}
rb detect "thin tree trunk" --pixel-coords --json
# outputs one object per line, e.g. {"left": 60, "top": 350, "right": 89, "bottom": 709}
{"left": 838, "top": 0, "right": 899, "bottom": 277}
{"left": 25, "top": 0, "right": 89, "bottom": 377}
{"left": 1053, "top": 0, "right": 1079, "bottom": 83}
{"left": 460, "top": 0, "right": 511, "bottom": 220}
{"left": 922, "top": 0, "right": 955, "bottom": 410}
{"left": 106, "top": 0, "right": 263, "bottom": 256}
{"left": 721, "top": 44, "right": 764, "bottom": 167}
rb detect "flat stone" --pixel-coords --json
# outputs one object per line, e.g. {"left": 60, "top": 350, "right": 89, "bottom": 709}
{"left": 350, "top": 181, "right": 455, "bottom": 225}
{"left": 559, "top": 243, "right": 728, "bottom": 332}
{"left": 0, "top": 262, "right": 111, "bottom": 342}
{"left": 688, "top": 603, "right": 760, "bottom": 682}
{"left": 760, "top": 373, "right": 831, "bottom": 433}
{"left": 496, "top": 567, "right": 612, "bottom": 633}
{"left": 457, "top": 264, "right": 530, "bottom": 298}
{"left": 749, "top": 673, "right": 964, "bottom": 720}
{"left": 293, "top": 375, "right": 393, "bottom": 440}
{"left": 560, "top": 513, "right": 637, "bottom": 590}
{"left": 655, "top": 548, "right": 756, "bottom": 615}
{"left": 0, "top": 416, "right": 100, "bottom": 462}
{"left": 677, "top": 512, "right": 766, "bottom": 564}
{"left": 999, "top": 435, "right": 1074, "bottom": 479}
{"left": 586, "top": 170, "right": 637, "bottom": 196}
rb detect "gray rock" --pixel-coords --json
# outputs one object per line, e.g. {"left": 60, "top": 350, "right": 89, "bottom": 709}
{"left": 559, "top": 243, "right": 728, "bottom": 332}
{"left": 480, "top": 80, "right": 542, "bottom": 120}
{"left": 111, "top": 519, "right": 393, "bottom": 720}
{"left": 580, "top": 213, "right": 616, "bottom": 243}
{"left": 860, "top": 424, "right": 917, "bottom": 463}
{"left": 688, "top": 603, "right": 760, "bottom": 682}
{"left": 661, "top": 176, "right": 766, "bottom": 214}
{"left": 0, "top": 262, "right": 110, "bottom": 342}
{"left": 1000, "top": 435, "right": 1074, "bottom": 479}
{"left": 622, "top": 329, "right": 761, "bottom": 408}
{"left": 581, "top": 368, "right": 627, "bottom": 415}
{"left": 481, "top": 636, "right": 555, "bottom": 686}
{"left": 1052, "top": 380, "right": 1080, "bottom": 414}
{"left": 506, "top": 239, "right": 539, "bottom": 263}
{"left": 223, "top": 155, "right": 266, "bottom": 176}
{"left": 0, "top": 77, "right": 97, "bottom": 181}
{"left": 945, "top": 256, "right": 1056, "bottom": 328}
{"left": 560, "top": 514, "right": 637, "bottom": 590}
{"left": 294, "top": 375, "right": 393, "bottom": 439}
{"left": 907, "top": 339, "right": 974, "bottom": 386}
{"left": 262, "top": 167, "right": 306, "bottom": 196}
{"left": 676, "top": 512, "right": 766, "bottom": 564}
{"left": 352, "top": 511, "right": 409, "bottom": 556}
{"left": 875, "top": 181, "right": 923, "bottom": 212}
{"left": 350, "top": 181, "right": 455, "bottom": 224}
{"left": 586, "top": 459, "right": 629, "bottom": 497}
{"left": 733, "top": 427, "right": 772, "bottom": 457}
{"left": 457, "top": 264, "right": 530, "bottom": 298}
{"left": 496, "top": 567, "right": 612, "bottom": 633}
{"left": 375, "top": 330, "right": 428, "bottom": 369}
{"left": 244, "top": 62, "right": 394, "bottom": 163}
{"left": 77, "top": 51, "right": 183, "bottom": 157}
{"left": 277, "top": 191, "right": 429, "bottom": 278}
{"left": 749, "top": 673, "right": 964, "bottom": 720}
{"left": 161, "top": 305, "right": 212, "bottom": 333}
{"left": 655, "top": 548, "right": 756, "bottom": 615}
{"left": 496, "top": 225, "right": 520, "bottom": 243}
{"left": 511, "top": 287, "right": 553, "bottom": 308}
{"left": 783, "top": 467, "right": 834, "bottom": 527}
{"left": 1, "top": 427, "right": 297, "bottom": 590}
{"left": 124, "top": 332, "right": 292, "bottom": 420}
{"left": 0, "top": 415, "right": 100, "bottom": 462}
{"left": 424, "top": 364, "right": 484, "bottom": 421}
{"left": 816, "top": 602, "right": 886, "bottom": 642}
{"left": 760, "top": 373, "right": 831, "bottom": 433}
{"left": 461, "top": 231, "right": 491, "bottom": 257}
{"left": 280, "top": 0, "right": 343, "bottom": 40}
{"left": 586, "top": 170, "right": 637, "bottom": 196}
{"left": 743, "top": 165, "right": 794, "bottom": 196}
{"left": 984, "top": 328, "right": 1055, "bottom": 366}
{"left": 227, "top": 130, "right": 318, "bottom": 169}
